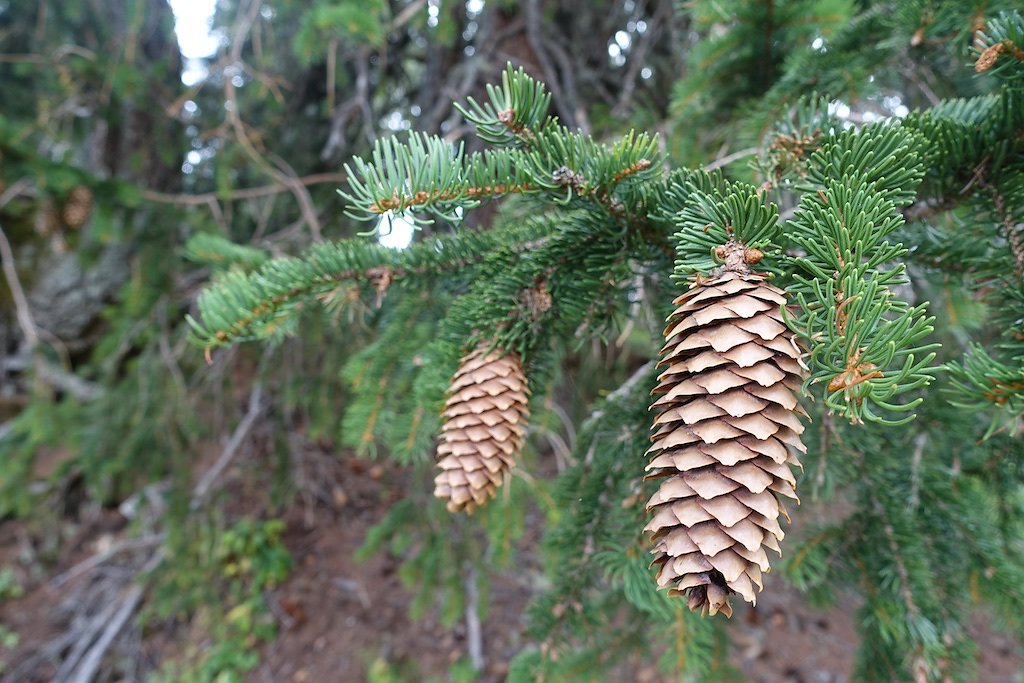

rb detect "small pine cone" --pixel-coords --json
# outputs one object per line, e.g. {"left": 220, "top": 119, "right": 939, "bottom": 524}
{"left": 645, "top": 269, "right": 806, "bottom": 617}
{"left": 61, "top": 186, "right": 94, "bottom": 229}
{"left": 434, "top": 345, "right": 530, "bottom": 513}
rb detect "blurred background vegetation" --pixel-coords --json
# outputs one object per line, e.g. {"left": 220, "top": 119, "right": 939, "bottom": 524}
{"left": 0, "top": 1, "right": 1022, "bottom": 681}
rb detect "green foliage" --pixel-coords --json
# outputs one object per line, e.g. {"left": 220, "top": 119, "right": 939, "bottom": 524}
{"left": 294, "top": 0, "right": 390, "bottom": 62}
{"left": 0, "top": 568, "right": 24, "bottom": 601}
{"left": 148, "top": 518, "right": 293, "bottom": 683}
{"left": 456, "top": 64, "right": 554, "bottom": 147}
{"left": 671, "top": 177, "right": 783, "bottom": 277}
{"left": 516, "top": 364, "right": 721, "bottom": 680}
{"left": 973, "top": 9, "right": 1024, "bottom": 84}
{"left": 188, "top": 218, "right": 552, "bottom": 347}
{"left": 783, "top": 135, "right": 939, "bottom": 423}
{"left": 669, "top": 0, "right": 856, "bottom": 163}
{"left": 181, "top": 3, "right": 1024, "bottom": 670}
{"left": 184, "top": 233, "right": 270, "bottom": 271}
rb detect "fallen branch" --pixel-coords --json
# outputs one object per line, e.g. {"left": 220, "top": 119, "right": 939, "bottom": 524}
{"left": 4, "top": 354, "right": 103, "bottom": 402}
{"left": 49, "top": 597, "right": 121, "bottom": 683}
{"left": 62, "top": 552, "right": 163, "bottom": 683}
{"left": 139, "top": 172, "right": 347, "bottom": 206}
{"left": 51, "top": 533, "right": 165, "bottom": 588}
{"left": 464, "top": 563, "right": 484, "bottom": 671}
{"left": 581, "top": 361, "right": 655, "bottom": 432}
{"left": 191, "top": 381, "right": 265, "bottom": 507}
{"left": 7, "top": 377, "right": 267, "bottom": 680}
{"left": 0, "top": 218, "right": 40, "bottom": 351}
{"left": 64, "top": 586, "right": 144, "bottom": 683}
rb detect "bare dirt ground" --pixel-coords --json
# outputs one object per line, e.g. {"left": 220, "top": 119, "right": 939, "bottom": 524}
{"left": 0, "top": 446, "right": 1021, "bottom": 682}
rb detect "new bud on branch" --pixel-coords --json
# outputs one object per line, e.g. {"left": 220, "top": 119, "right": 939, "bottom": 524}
{"left": 645, "top": 239, "right": 807, "bottom": 617}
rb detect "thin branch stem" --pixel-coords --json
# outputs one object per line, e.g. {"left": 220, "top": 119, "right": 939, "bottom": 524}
{"left": 703, "top": 147, "right": 759, "bottom": 172}
{"left": 139, "top": 173, "right": 347, "bottom": 206}
{"left": 0, "top": 219, "right": 40, "bottom": 351}
{"left": 190, "top": 380, "right": 265, "bottom": 507}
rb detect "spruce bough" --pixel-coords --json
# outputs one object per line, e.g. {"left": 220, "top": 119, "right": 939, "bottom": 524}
{"left": 190, "top": 7, "right": 1024, "bottom": 678}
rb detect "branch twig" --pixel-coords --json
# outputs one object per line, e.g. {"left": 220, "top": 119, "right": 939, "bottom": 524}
{"left": 704, "top": 147, "right": 759, "bottom": 172}
{"left": 4, "top": 354, "right": 103, "bottom": 401}
{"left": 62, "top": 552, "right": 163, "bottom": 683}
{"left": 224, "top": 0, "right": 323, "bottom": 241}
{"left": 51, "top": 533, "right": 165, "bottom": 588}
{"left": 581, "top": 361, "right": 654, "bottom": 432}
{"left": 190, "top": 381, "right": 265, "bottom": 507}
{"left": 63, "top": 585, "right": 145, "bottom": 683}
{"left": 464, "top": 563, "right": 484, "bottom": 671}
{"left": 0, "top": 183, "right": 41, "bottom": 352}
{"left": 138, "top": 173, "right": 347, "bottom": 206}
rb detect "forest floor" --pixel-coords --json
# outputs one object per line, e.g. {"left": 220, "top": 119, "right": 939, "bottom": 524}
{"left": 0, "top": 445, "right": 1021, "bottom": 682}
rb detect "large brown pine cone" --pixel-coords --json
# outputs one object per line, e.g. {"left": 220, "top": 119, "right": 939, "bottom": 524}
{"left": 434, "top": 345, "right": 530, "bottom": 513}
{"left": 645, "top": 265, "right": 806, "bottom": 617}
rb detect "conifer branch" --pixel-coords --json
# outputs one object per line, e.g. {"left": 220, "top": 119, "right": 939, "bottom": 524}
{"left": 189, "top": 223, "right": 551, "bottom": 348}
{"left": 456, "top": 64, "right": 552, "bottom": 147}
{"left": 973, "top": 10, "right": 1024, "bottom": 80}
{"left": 784, "top": 126, "right": 939, "bottom": 424}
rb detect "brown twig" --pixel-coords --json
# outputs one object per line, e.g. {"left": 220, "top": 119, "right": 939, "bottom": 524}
{"left": 50, "top": 534, "right": 166, "bottom": 588}
{"left": 703, "top": 147, "right": 759, "bottom": 172}
{"left": 138, "top": 173, "right": 347, "bottom": 206}
{"left": 0, "top": 217, "right": 40, "bottom": 351}
{"left": 190, "top": 380, "right": 265, "bottom": 507}
{"left": 524, "top": 0, "right": 578, "bottom": 130}
{"left": 223, "top": 0, "right": 323, "bottom": 240}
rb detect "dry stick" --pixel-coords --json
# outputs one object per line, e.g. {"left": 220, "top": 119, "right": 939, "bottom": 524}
{"left": 4, "top": 353, "right": 103, "bottom": 401}
{"left": 0, "top": 629, "right": 79, "bottom": 683}
{"left": 64, "top": 552, "right": 164, "bottom": 683}
{"left": 224, "top": 0, "right": 323, "bottom": 241}
{"left": 191, "top": 381, "right": 265, "bottom": 507}
{"left": 0, "top": 216, "right": 48, "bottom": 396}
{"left": 612, "top": 0, "right": 669, "bottom": 119}
{"left": 0, "top": 185, "right": 40, "bottom": 351}
{"left": 703, "top": 147, "right": 759, "bottom": 172}
{"left": 533, "top": 425, "right": 574, "bottom": 472}
{"left": 1, "top": 183, "right": 97, "bottom": 400}
{"left": 50, "top": 533, "right": 165, "bottom": 588}
{"left": 49, "top": 598, "right": 122, "bottom": 683}
{"left": 524, "top": 0, "right": 575, "bottom": 129}
{"left": 580, "top": 361, "right": 655, "bottom": 432}
{"left": 464, "top": 563, "right": 484, "bottom": 671}
{"left": 320, "top": 47, "right": 373, "bottom": 161}
{"left": 52, "top": 383, "right": 263, "bottom": 680}
{"left": 66, "top": 588, "right": 144, "bottom": 683}
{"left": 390, "top": 0, "right": 427, "bottom": 31}
{"left": 140, "top": 173, "right": 347, "bottom": 206}
{"left": 1, "top": 182, "right": 102, "bottom": 400}
{"left": 326, "top": 37, "right": 337, "bottom": 116}
{"left": 69, "top": 388, "right": 259, "bottom": 559}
